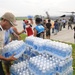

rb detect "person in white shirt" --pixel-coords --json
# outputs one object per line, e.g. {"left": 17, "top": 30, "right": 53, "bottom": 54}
{"left": 62, "top": 19, "right": 66, "bottom": 28}
{"left": 0, "top": 12, "right": 17, "bottom": 75}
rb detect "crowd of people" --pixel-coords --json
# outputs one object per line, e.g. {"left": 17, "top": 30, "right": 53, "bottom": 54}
{"left": 22, "top": 16, "right": 75, "bottom": 41}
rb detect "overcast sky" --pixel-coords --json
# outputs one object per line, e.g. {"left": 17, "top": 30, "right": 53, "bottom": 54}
{"left": 0, "top": 0, "right": 75, "bottom": 17}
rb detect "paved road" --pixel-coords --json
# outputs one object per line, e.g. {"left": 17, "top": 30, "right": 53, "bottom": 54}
{"left": 16, "top": 20, "right": 75, "bottom": 44}
{"left": 51, "top": 25, "right": 74, "bottom": 44}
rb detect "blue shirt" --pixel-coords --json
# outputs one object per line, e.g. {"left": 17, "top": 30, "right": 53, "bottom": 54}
{"left": 34, "top": 24, "right": 45, "bottom": 34}
{"left": 34, "top": 24, "right": 45, "bottom": 38}
{"left": 54, "top": 22, "right": 59, "bottom": 29}
{"left": 4, "top": 28, "right": 14, "bottom": 45}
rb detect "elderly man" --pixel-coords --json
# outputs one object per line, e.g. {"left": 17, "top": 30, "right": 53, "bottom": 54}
{"left": 0, "top": 12, "right": 17, "bottom": 75}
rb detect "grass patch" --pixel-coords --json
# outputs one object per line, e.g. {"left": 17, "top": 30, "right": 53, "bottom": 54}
{"left": 72, "top": 44, "right": 75, "bottom": 75}
{"left": 20, "top": 33, "right": 27, "bottom": 41}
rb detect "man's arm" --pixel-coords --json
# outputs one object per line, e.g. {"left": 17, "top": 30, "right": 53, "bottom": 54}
{"left": 10, "top": 27, "right": 21, "bottom": 40}
{"left": 0, "top": 55, "right": 17, "bottom": 61}
{"left": 12, "top": 32, "right": 21, "bottom": 40}
{"left": 12, "top": 27, "right": 24, "bottom": 35}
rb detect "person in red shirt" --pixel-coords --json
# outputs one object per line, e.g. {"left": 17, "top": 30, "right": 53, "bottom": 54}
{"left": 24, "top": 20, "right": 33, "bottom": 36}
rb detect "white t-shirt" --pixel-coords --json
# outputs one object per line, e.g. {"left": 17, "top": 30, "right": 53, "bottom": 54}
{"left": 0, "top": 25, "right": 4, "bottom": 55}
{"left": 62, "top": 20, "right": 66, "bottom": 23}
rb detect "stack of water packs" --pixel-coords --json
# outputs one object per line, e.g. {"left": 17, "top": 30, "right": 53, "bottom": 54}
{"left": 26, "top": 36, "right": 73, "bottom": 75}
{"left": 3, "top": 36, "right": 73, "bottom": 75}
{"left": 2, "top": 40, "right": 26, "bottom": 58}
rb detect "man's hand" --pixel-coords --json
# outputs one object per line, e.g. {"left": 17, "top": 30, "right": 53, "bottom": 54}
{"left": 6, "top": 55, "right": 17, "bottom": 61}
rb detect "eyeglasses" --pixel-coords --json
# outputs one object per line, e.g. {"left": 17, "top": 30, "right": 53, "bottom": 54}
{"left": 1, "top": 18, "right": 3, "bottom": 20}
{"left": 1, "top": 18, "right": 12, "bottom": 25}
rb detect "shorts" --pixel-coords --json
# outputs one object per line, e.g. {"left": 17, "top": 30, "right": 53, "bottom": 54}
{"left": 46, "top": 30, "right": 50, "bottom": 36}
